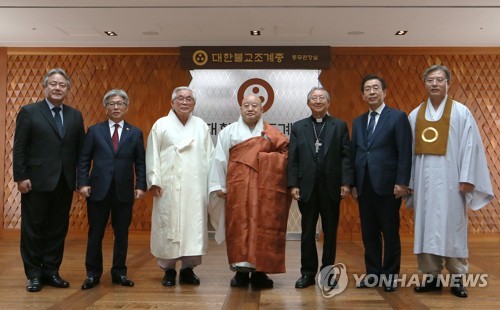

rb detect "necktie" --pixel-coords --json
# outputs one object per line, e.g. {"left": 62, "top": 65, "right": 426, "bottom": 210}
{"left": 367, "top": 111, "right": 377, "bottom": 143}
{"left": 112, "top": 124, "right": 120, "bottom": 152}
{"left": 52, "top": 107, "right": 63, "bottom": 137}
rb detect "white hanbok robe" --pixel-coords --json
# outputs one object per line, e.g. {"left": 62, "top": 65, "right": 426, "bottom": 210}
{"left": 408, "top": 97, "right": 493, "bottom": 258}
{"left": 208, "top": 116, "right": 265, "bottom": 244}
{"left": 146, "top": 110, "right": 214, "bottom": 259}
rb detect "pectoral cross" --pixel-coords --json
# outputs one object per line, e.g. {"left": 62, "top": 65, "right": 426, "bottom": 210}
{"left": 315, "top": 139, "right": 322, "bottom": 153}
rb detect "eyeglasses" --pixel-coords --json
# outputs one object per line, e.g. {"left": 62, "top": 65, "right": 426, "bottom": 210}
{"left": 106, "top": 101, "right": 127, "bottom": 108}
{"left": 174, "top": 96, "right": 194, "bottom": 103}
{"left": 310, "top": 96, "right": 327, "bottom": 102}
{"left": 425, "top": 77, "right": 447, "bottom": 84}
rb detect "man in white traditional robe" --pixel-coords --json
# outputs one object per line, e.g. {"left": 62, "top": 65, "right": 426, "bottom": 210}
{"left": 408, "top": 65, "right": 493, "bottom": 298}
{"left": 146, "top": 86, "right": 214, "bottom": 287}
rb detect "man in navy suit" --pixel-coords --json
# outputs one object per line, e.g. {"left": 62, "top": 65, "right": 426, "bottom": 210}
{"left": 288, "top": 87, "right": 354, "bottom": 289}
{"left": 13, "top": 68, "right": 85, "bottom": 292}
{"left": 77, "top": 89, "right": 146, "bottom": 290}
{"left": 351, "top": 74, "right": 412, "bottom": 292}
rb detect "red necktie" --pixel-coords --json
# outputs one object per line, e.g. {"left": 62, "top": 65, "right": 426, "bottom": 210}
{"left": 112, "top": 124, "right": 119, "bottom": 152}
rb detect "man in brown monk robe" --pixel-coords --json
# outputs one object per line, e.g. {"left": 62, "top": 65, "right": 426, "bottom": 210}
{"left": 209, "top": 94, "right": 291, "bottom": 288}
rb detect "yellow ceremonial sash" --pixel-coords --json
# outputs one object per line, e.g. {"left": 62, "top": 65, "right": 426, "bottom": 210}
{"left": 414, "top": 96, "right": 453, "bottom": 155}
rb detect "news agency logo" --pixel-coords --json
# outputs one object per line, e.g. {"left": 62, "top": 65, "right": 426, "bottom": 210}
{"left": 318, "top": 264, "right": 488, "bottom": 299}
{"left": 351, "top": 273, "right": 488, "bottom": 289}
{"left": 317, "top": 263, "right": 349, "bottom": 298}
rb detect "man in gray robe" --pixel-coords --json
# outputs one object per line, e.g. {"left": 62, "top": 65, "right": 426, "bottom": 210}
{"left": 408, "top": 65, "right": 493, "bottom": 298}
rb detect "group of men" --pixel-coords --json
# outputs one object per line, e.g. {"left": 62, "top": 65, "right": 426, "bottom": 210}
{"left": 13, "top": 65, "right": 493, "bottom": 299}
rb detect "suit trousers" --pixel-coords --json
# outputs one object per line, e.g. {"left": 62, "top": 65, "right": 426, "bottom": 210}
{"left": 85, "top": 181, "right": 133, "bottom": 277}
{"left": 358, "top": 170, "right": 402, "bottom": 278}
{"left": 20, "top": 173, "right": 73, "bottom": 278}
{"left": 298, "top": 179, "right": 340, "bottom": 276}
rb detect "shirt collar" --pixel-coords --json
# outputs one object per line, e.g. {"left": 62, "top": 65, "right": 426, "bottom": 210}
{"left": 45, "top": 98, "right": 63, "bottom": 111}
{"left": 108, "top": 120, "right": 125, "bottom": 128}
{"left": 310, "top": 114, "right": 329, "bottom": 123}
{"left": 369, "top": 103, "right": 386, "bottom": 115}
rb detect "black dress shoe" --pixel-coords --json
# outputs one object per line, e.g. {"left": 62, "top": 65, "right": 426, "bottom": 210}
{"left": 81, "top": 276, "right": 100, "bottom": 290}
{"left": 43, "top": 274, "right": 70, "bottom": 288}
{"left": 251, "top": 272, "right": 273, "bottom": 289}
{"left": 179, "top": 267, "right": 200, "bottom": 285}
{"left": 451, "top": 282, "right": 468, "bottom": 298}
{"left": 230, "top": 271, "right": 250, "bottom": 287}
{"left": 162, "top": 269, "right": 176, "bottom": 287}
{"left": 295, "top": 275, "right": 316, "bottom": 289}
{"left": 112, "top": 275, "right": 134, "bottom": 287}
{"left": 414, "top": 277, "right": 442, "bottom": 293}
{"left": 383, "top": 283, "right": 398, "bottom": 292}
{"left": 26, "top": 277, "right": 42, "bottom": 292}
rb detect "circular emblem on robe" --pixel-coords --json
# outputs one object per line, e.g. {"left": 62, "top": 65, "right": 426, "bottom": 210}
{"left": 192, "top": 50, "right": 208, "bottom": 66}
{"left": 237, "top": 78, "right": 274, "bottom": 113}
{"left": 422, "top": 127, "right": 439, "bottom": 143}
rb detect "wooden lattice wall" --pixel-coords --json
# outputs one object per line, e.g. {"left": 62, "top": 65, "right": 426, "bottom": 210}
{"left": 2, "top": 48, "right": 190, "bottom": 231}
{"left": 1, "top": 47, "right": 499, "bottom": 238}
{"left": 321, "top": 48, "right": 500, "bottom": 236}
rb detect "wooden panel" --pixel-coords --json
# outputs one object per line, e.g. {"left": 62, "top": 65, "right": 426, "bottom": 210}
{"left": 0, "top": 47, "right": 7, "bottom": 236}
{"left": 321, "top": 49, "right": 500, "bottom": 238}
{"left": 2, "top": 47, "right": 499, "bottom": 236}
{"left": 3, "top": 49, "right": 190, "bottom": 231}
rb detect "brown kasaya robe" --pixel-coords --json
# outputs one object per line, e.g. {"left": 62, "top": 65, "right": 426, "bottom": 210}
{"left": 225, "top": 123, "right": 291, "bottom": 274}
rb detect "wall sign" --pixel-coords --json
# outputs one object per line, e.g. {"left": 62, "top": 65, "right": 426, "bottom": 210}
{"left": 181, "top": 46, "right": 330, "bottom": 69}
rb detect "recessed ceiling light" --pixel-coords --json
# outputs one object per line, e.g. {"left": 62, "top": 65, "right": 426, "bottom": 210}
{"left": 395, "top": 30, "right": 408, "bottom": 35}
{"left": 104, "top": 31, "right": 117, "bottom": 36}
{"left": 250, "top": 30, "right": 261, "bottom": 36}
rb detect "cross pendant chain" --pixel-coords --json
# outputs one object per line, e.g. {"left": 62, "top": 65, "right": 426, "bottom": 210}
{"left": 315, "top": 140, "right": 322, "bottom": 153}
{"left": 312, "top": 122, "right": 326, "bottom": 154}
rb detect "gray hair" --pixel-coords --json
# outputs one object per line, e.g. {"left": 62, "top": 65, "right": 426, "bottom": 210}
{"left": 422, "top": 65, "right": 452, "bottom": 82}
{"left": 171, "top": 86, "right": 197, "bottom": 102}
{"left": 307, "top": 87, "right": 330, "bottom": 101}
{"left": 42, "top": 68, "right": 71, "bottom": 89}
{"left": 102, "top": 89, "right": 129, "bottom": 107}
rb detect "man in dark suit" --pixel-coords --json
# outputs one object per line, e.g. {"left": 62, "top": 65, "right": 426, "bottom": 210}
{"left": 288, "top": 87, "right": 354, "bottom": 289}
{"left": 351, "top": 74, "right": 412, "bottom": 292}
{"left": 77, "top": 89, "right": 146, "bottom": 290}
{"left": 13, "top": 68, "right": 85, "bottom": 292}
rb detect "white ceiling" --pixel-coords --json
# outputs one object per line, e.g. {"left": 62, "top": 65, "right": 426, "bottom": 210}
{"left": 1, "top": 0, "right": 500, "bottom": 47}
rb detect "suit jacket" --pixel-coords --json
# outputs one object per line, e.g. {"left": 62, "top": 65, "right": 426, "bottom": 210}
{"left": 13, "top": 100, "right": 85, "bottom": 191}
{"left": 288, "top": 115, "right": 354, "bottom": 203}
{"left": 351, "top": 106, "right": 412, "bottom": 196}
{"left": 77, "top": 121, "right": 146, "bottom": 203}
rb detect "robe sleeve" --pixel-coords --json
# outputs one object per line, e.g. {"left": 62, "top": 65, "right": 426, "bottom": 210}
{"left": 208, "top": 129, "right": 230, "bottom": 193}
{"left": 207, "top": 128, "right": 230, "bottom": 244}
{"left": 205, "top": 129, "right": 215, "bottom": 186}
{"left": 458, "top": 110, "right": 494, "bottom": 210}
{"left": 145, "top": 122, "right": 162, "bottom": 189}
{"left": 406, "top": 109, "right": 419, "bottom": 208}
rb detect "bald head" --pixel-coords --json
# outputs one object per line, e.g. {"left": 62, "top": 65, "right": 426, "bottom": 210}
{"left": 240, "top": 94, "right": 263, "bottom": 128}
